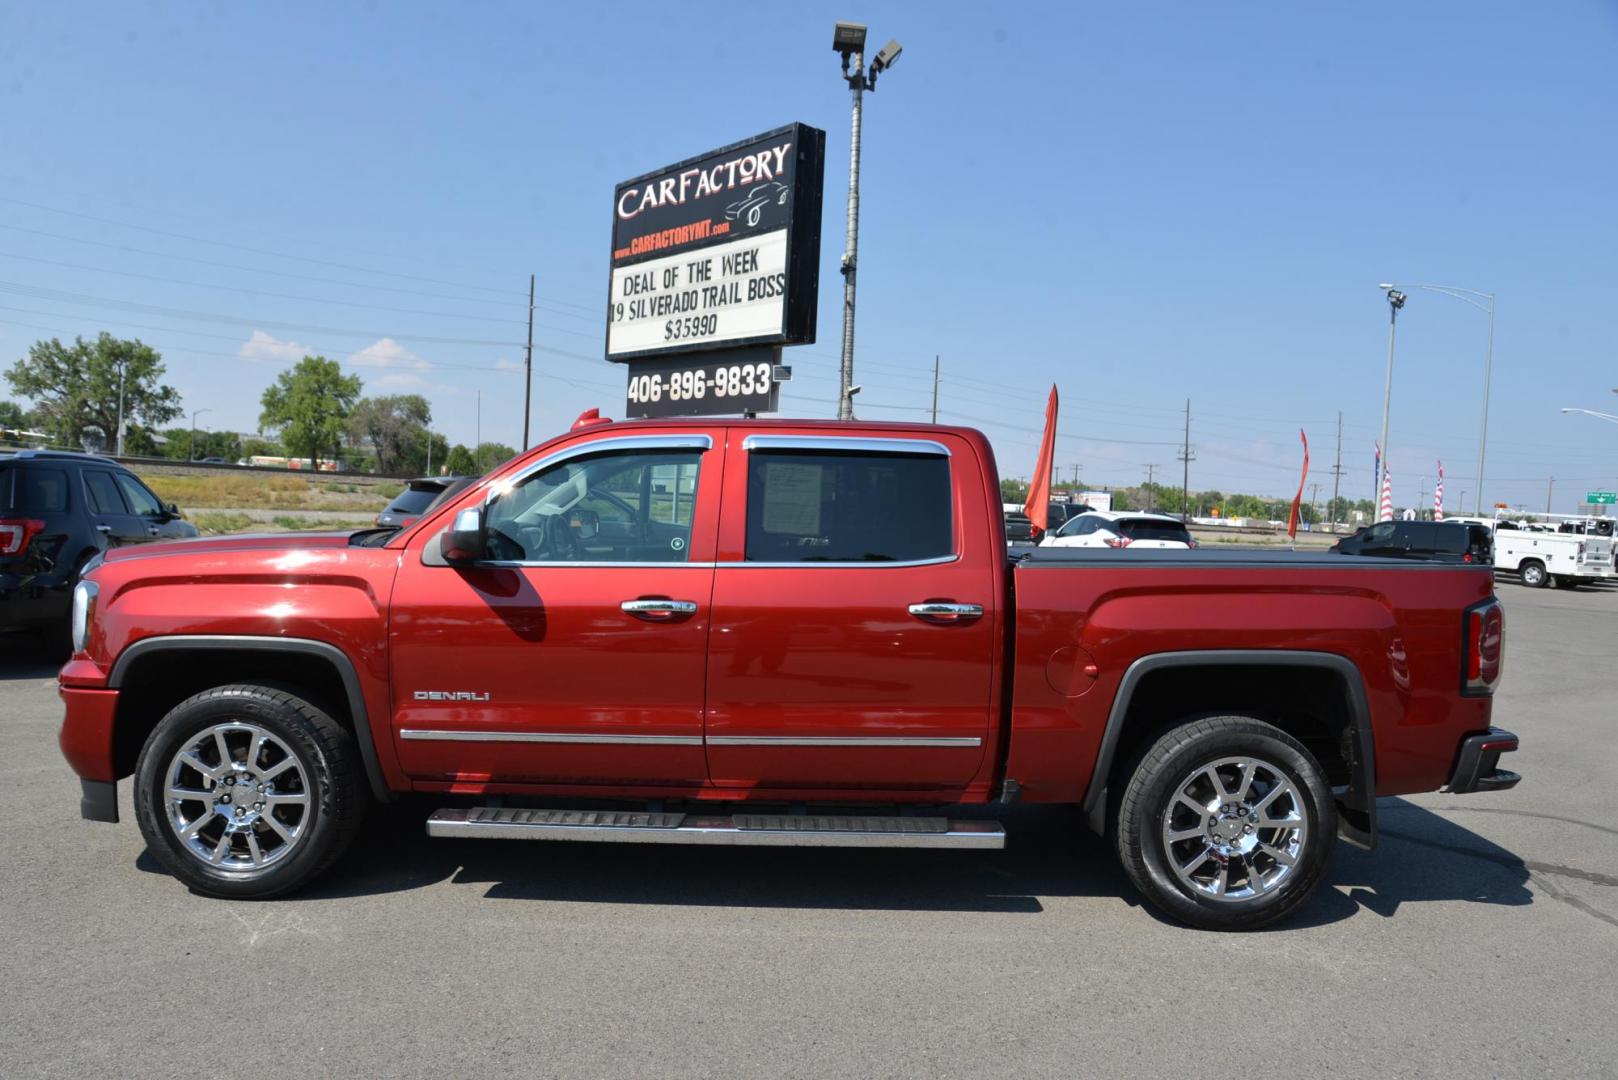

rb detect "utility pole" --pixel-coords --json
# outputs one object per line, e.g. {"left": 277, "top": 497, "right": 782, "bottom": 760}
{"left": 831, "top": 25, "right": 902, "bottom": 421}
{"left": 522, "top": 273, "right": 535, "bottom": 449}
{"left": 1329, "top": 411, "right": 1343, "bottom": 533}
{"left": 1547, "top": 476, "right": 1555, "bottom": 515}
{"left": 426, "top": 427, "right": 433, "bottom": 476}
{"left": 1376, "top": 287, "right": 1406, "bottom": 506}
{"left": 475, "top": 389, "right": 482, "bottom": 470}
{"left": 1310, "top": 482, "right": 1321, "bottom": 526}
{"left": 115, "top": 360, "right": 127, "bottom": 457}
{"left": 1178, "top": 398, "right": 1194, "bottom": 520}
{"left": 1418, "top": 481, "right": 1428, "bottom": 520}
{"left": 1144, "top": 464, "right": 1159, "bottom": 513}
{"left": 930, "top": 355, "right": 939, "bottom": 423}
{"left": 1069, "top": 463, "right": 1081, "bottom": 488}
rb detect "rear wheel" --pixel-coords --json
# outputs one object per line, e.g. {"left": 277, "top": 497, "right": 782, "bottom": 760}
{"left": 133, "top": 685, "right": 366, "bottom": 899}
{"left": 1520, "top": 560, "right": 1548, "bottom": 588}
{"left": 1115, "top": 716, "right": 1336, "bottom": 931}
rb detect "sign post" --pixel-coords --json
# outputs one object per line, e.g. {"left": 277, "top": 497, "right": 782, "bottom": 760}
{"left": 607, "top": 123, "right": 825, "bottom": 418}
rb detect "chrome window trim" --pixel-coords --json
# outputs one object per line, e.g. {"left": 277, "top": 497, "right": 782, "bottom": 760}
{"left": 486, "top": 433, "right": 714, "bottom": 504}
{"left": 725, "top": 554, "right": 960, "bottom": 570}
{"left": 742, "top": 434, "right": 951, "bottom": 457}
{"left": 401, "top": 729, "right": 703, "bottom": 746}
{"left": 706, "top": 735, "right": 982, "bottom": 748}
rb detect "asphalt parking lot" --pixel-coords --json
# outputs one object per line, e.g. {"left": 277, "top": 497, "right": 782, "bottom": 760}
{"left": 3, "top": 581, "right": 1616, "bottom": 1079}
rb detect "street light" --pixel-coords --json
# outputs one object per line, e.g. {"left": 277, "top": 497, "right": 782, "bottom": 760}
{"left": 189, "top": 408, "right": 211, "bottom": 461}
{"left": 1374, "top": 286, "right": 1405, "bottom": 508}
{"left": 832, "top": 21, "right": 903, "bottom": 421}
{"left": 1561, "top": 407, "right": 1618, "bottom": 426}
{"left": 1381, "top": 283, "right": 1496, "bottom": 514}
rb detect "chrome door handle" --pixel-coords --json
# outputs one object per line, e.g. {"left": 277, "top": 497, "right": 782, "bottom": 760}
{"left": 95, "top": 525, "right": 112, "bottom": 534}
{"left": 908, "top": 602, "right": 984, "bottom": 624}
{"left": 621, "top": 598, "right": 698, "bottom": 621}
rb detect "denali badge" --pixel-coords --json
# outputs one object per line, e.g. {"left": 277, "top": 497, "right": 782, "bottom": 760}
{"left": 413, "top": 691, "right": 492, "bottom": 702}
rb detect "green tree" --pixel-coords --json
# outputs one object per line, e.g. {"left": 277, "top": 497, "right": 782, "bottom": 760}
{"left": 259, "top": 356, "right": 362, "bottom": 471}
{"left": 5, "top": 334, "right": 182, "bottom": 451}
{"left": 347, "top": 394, "right": 431, "bottom": 475}
{"left": 443, "top": 443, "right": 477, "bottom": 476}
{"left": 475, "top": 441, "right": 518, "bottom": 472}
{"left": 999, "top": 477, "right": 1029, "bottom": 505}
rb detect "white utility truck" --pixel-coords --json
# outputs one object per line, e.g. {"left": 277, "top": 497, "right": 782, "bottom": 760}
{"left": 1448, "top": 513, "right": 1615, "bottom": 588}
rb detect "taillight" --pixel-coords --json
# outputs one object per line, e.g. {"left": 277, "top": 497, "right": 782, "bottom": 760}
{"left": 0, "top": 518, "right": 45, "bottom": 556}
{"left": 1103, "top": 536, "right": 1133, "bottom": 549}
{"left": 1462, "top": 552, "right": 1472, "bottom": 563}
{"left": 1464, "top": 600, "right": 1504, "bottom": 695}
{"left": 1185, "top": 538, "right": 1199, "bottom": 549}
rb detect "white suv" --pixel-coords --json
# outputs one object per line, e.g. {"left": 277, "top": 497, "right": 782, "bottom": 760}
{"left": 1040, "top": 510, "right": 1197, "bottom": 549}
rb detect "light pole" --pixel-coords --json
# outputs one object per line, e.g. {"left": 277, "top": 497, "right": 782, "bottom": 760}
{"left": 832, "top": 22, "right": 902, "bottom": 421}
{"left": 1375, "top": 286, "right": 1406, "bottom": 503}
{"left": 189, "top": 408, "right": 210, "bottom": 461}
{"left": 1561, "top": 407, "right": 1618, "bottom": 426}
{"left": 1382, "top": 283, "right": 1495, "bottom": 513}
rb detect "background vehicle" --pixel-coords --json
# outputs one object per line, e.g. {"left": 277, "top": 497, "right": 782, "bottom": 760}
{"left": 1331, "top": 520, "right": 1493, "bottom": 564}
{"left": 1447, "top": 513, "right": 1613, "bottom": 588}
{"left": 374, "top": 476, "right": 465, "bottom": 529}
{"left": 58, "top": 419, "right": 1517, "bottom": 931}
{"left": 1004, "top": 511, "right": 1035, "bottom": 545}
{"left": 1041, "top": 510, "right": 1196, "bottom": 549}
{"left": 2, "top": 450, "right": 197, "bottom": 647}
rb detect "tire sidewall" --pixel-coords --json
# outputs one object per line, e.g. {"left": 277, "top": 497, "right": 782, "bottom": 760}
{"left": 1521, "top": 561, "right": 1546, "bottom": 587}
{"left": 1128, "top": 721, "right": 1336, "bottom": 931}
{"left": 134, "top": 689, "right": 342, "bottom": 899}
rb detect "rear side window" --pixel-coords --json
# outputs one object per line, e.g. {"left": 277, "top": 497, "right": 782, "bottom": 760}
{"left": 1116, "top": 518, "right": 1193, "bottom": 544}
{"left": 1427, "top": 525, "right": 1468, "bottom": 554}
{"left": 83, "top": 470, "right": 127, "bottom": 515}
{"left": 12, "top": 466, "right": 69, "bottom": 513}
{"left": 745, "top": 451, "right": 952, "bottom": 563}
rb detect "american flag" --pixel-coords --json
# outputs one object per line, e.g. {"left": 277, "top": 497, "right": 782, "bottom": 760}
{"left": 1434, "top": 461, "right": 1445, "bottom": 521}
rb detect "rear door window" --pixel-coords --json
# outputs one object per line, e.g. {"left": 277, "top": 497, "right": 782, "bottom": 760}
{"left": 386, "top": 488, "right": 439, "bottom": 515}
{"left": 13, "top": 466, "right": 69, "bottom": 513}
{"left": 83, "top": 470, "right": 128, "bottom": 515}
{"left": 745, "top": 451, "right": 952, "bottom": 563}
{"left": 1116, "top": 518, "right": 1193, "bottom": 544}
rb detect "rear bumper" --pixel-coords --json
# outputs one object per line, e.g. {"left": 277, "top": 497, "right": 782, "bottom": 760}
{"left": 1443, "top": 727, "right": 1521, "bottom": 794}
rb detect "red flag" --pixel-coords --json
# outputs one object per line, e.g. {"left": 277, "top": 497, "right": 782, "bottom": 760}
{"left": 1287, "top": 428, "right": 1310, "bottom": 540}
{"left": 1021, "top": 385, "right": 1059, "bottom": 537}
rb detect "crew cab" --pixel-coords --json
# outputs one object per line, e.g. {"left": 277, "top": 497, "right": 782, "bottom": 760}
{"left": 58, "top": 418, "right": 1519, "bottom": 930}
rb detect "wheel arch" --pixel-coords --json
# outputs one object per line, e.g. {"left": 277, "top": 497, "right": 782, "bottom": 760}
{"left": 1081, "top": 650, "right": 1376, "bottom": 849}
{"left": 107, "top": 635, "right": 390, "bottom": 802}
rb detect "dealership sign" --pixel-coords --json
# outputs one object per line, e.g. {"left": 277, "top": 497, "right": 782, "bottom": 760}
{"left": 606, "top": 123, "right": 824, "bottom": 369}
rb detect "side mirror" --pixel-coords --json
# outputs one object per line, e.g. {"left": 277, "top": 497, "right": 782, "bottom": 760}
{"left": 440, "top": 506, "right": 487, "bottom": 563}
{"left": 164, "top": 502, "right": 180, "bottom": 518}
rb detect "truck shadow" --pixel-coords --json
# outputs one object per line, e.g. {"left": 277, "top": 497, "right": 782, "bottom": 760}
{"left": 268, "top": 797, "right": 1534, "bottom": 925}
{"left": 0, "top": 634, "right": 65, "bottom": 680}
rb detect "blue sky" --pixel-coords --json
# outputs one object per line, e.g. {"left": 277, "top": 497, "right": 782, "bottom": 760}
{"left": 1, "top": 2, "right": 1615, "bottom": 512}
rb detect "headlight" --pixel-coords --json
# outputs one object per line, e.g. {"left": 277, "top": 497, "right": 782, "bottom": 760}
{"left": 70, "top": 580, "right": 99, "bottom": 654}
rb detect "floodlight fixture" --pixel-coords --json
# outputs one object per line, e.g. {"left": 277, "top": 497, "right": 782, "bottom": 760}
{"left": 833, "top": 22, "right": 867, "bottom": 54}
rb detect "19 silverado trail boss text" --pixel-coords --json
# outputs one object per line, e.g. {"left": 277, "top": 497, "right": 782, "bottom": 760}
{"left": 57, "top": 418, "right": 1519, "bottom": 930}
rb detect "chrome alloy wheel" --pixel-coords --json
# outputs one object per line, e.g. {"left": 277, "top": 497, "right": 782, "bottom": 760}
{"left": 163, "top": 723, "right": 311, "bottom": 870}
{"left": 1160, "top": 755, "right": 1308, "bottom": 903}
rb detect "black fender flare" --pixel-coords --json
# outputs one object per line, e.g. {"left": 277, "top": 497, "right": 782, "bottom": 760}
{"left": 107, "top": 634, "right": 391, "bottom": 802}
{"left": 1080, "top": 649, "right": 1376, "bottom": 849}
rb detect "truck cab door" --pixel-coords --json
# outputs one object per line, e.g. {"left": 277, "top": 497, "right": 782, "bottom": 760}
{"left": 387, "top": 432, "right": 722, "bottom": 789}
{"left": 703, "top": 432, "right": 999, "bottom": 796}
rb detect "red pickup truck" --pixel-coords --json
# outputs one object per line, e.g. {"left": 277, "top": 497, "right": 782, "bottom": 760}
{"left": 58, "top": 417, "right": 1518, "bottom": 930}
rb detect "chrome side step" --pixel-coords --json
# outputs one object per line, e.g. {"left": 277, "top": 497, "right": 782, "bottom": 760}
{"left": 427, "top": 807, "right": 1005, "bottom": 850}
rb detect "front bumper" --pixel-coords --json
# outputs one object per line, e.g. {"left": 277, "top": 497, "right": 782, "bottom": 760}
{"left": 1443, "top": 727, "right": 1521, "bottom": 794}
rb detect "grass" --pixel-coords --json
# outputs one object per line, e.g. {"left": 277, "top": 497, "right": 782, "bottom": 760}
{"left": 189, "top": 512, "right": 258, "bottom": 535}
{"left": 143, "top": 471, "right": 392, "bottom": 513}
{"left": 270, "top": 515, "right": 374, "bottom": 532}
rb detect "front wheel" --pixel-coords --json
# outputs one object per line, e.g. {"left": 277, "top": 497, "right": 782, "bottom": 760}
{"left": 1115, "top": 716, "right": 1336, "bottom": 930}
{"left": 133, "top": 685, "right": 366, "bottom": 899}
{"left": 1520, "top": 559, "right": 1548, "bottom": 588}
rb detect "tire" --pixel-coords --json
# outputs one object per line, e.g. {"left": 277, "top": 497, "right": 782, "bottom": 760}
{"left": 133, "top": 684, "right": 367, "bottom": 899}
{"left": 1519, "top": 560, "right": 1548, "bottom": 588}
{"left": 1115, "top": 716, "right": 1336, "bottom": 931}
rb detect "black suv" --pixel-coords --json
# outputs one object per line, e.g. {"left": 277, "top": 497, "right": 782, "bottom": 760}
{"left": 1331, "top": 520, "right": 1493, "bottom": 564}
{"left": 1, "top": 450, "right": 199, "bottom": 645}
{"left": 374, "top": 476, "right": 467, "bottom": 529}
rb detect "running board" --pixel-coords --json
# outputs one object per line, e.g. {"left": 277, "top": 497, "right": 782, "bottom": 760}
{"left": 427, "top": 807, "right": 1005, "bottom": 850}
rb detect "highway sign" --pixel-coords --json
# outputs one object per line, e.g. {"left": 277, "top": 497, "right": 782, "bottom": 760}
{"left": 1586, "top": 491, "right": 1617, "bottom": 505}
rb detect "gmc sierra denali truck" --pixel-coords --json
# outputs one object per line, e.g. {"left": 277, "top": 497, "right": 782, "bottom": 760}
{"left": 58, "top": 417, "right": 1520, "bottom": 930}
